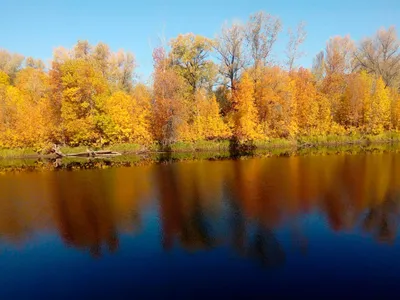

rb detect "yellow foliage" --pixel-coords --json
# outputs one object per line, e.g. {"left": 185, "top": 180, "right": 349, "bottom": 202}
{"left": 391, "top": 89, "right": 400, "bottom": 130}
{"left": 0, "top": 83, "right": 54, "bottom": 149}
{"left": 103, "top": 91, "right": 153, "bottom": 145}
{"left": 254, "top": 67, "right": 298, "bottom": 138}
{"left": 0, "top": 71, "right": 10, "bottom": 86}
{"left": 340, "top": 73, "right": 366, "bottom": 127}
{"left": 322, "top": 73, "right": 347, "bottom": 123}
{"left": 190, "top": 92, "right": 231, "bottom": 141}
{"left": 292, "top": 69, "right": 320, "bottom": 135}
{"left": 15, "top": 68, "right": 49, "bottom": 103}
{"left": 232, "top": 72, "right": 262, "bottom": 142}
{"left": 1, "top": 38, "right": 400, "bottom": 150}
{"left": 60, "top": 59, "right": 109, "bottom": 145}
{"left": 316, "top": 92, "right": 332, "bottom": 135}
{"left": 369, "top": 77, "right": 391, "bottom": 134}
{"left": 169, "top": 33, "right": 216, "bottom": 93}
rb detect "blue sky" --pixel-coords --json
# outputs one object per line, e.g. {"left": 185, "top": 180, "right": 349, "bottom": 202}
{"left": 1, "top": 0, "right": 399, "bottom": 81}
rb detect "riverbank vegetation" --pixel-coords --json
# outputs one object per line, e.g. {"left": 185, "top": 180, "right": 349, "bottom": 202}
{"left": 1, "top": 11, "right": 400, "bottom": 154}
{"left": 2, "top": 143, "right": 400, "bottom": 174}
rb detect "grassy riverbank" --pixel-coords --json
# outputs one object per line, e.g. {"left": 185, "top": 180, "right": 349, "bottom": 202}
{"left": 1, "top": 131, "right": 400, "bottom": 159}
{"left": 2, "top": 142, "right": 400, "bottom": 173}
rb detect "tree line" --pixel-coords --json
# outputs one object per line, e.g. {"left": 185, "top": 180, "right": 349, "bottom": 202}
{"left": 0, "top": 11, "right": 399, "bottom": 150}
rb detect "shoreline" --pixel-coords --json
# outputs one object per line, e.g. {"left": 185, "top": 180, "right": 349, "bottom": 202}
{"left": 1, "top": 141, "right": 400, "bottom": 173}
{"left": 1, "top": 132, "right": 400, "bottom": 160}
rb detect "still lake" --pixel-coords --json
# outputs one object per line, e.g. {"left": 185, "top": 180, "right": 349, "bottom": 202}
{"left": 1, "top": 152, "right": 400, "bottom": 298}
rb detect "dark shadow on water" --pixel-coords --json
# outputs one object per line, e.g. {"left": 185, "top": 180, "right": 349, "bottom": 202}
{"left": 249, "top": 226, "right": 286, "bottom": 268}
{"left": 228, "top": 138, "right": 256, "bottom": 159}
{"left": 157, "top": 151, "right": 175, "bottom": 164}
{"left": 362, "top": 192, "right": 400, "bottom": 243}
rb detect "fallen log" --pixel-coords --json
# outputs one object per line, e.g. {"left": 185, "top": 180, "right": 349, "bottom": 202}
{"left": 51, "top": 145, "right": 121, "bottom": 158}
{"left": 52, "top": 144, "right": 65, "bottom": 158}
{"left": 65, "top": 150, "right": 121, "bottom": 157}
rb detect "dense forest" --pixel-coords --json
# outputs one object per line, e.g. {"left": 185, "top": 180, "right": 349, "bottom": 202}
{"left": 0, "top": 11, "right": 399, "bottom": 151}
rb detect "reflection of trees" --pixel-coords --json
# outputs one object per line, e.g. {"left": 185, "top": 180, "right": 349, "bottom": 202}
{"left": 157, "top": 165, "right": 184, "bottom": 250}
{"left": 0, "top": 173, "right": 54, "bottom": 245}
{"left": 228, "top": 196, "right": 246, "bottom": 255}
{"left": 157, "top": 164, "right": 216, "bottom": 251}
{"left": 226, "top": 159, "right": 287, "bottom": 268}
{"left": 2, "top": 152, "right": 400, "bottom": 259}
{"left": 0, "top": 167, "right": 152, "bottom": 256}
{"left": 290, "top": 222, "right": 308, "bottom": 255}
{"left": 51, "top": 171, "right": 119, "bottom": 257}
{"left": 363, "top": 192, "right": 400, "bottom": 243}
{"left": 249, "top": 226, "right": 285, "bottom": 268}
{"left": 156, "top": 160, "right": 287, "bottom": 267}
{"left": 50, "top": 167, "right": 152, "bottom": 256}
{"left": 180, "top": 201, "right": 215, "bottom": 250}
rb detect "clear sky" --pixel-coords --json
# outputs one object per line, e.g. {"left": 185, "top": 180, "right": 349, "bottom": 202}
{"left": 1, "top": 0, "right": 399, "bottom": 81}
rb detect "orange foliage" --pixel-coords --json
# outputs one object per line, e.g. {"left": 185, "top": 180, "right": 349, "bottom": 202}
{"left": 231, "top": 72, "right": 262, "bottom": 142}
{"left": 0, "top": 27, "right": 400, "bottom": 150}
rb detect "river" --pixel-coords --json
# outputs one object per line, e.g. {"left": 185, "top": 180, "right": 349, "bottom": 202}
{"left": 1, "top": 151, "right": 400, "bottom": 298}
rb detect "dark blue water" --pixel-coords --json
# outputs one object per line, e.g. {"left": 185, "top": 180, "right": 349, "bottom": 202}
{"left": 1, "top": 153, "right": 400, "bottom": 299}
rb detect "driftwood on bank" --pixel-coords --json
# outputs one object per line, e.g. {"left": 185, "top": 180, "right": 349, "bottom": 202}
{"left": 52, "top": 145, "right": 121, "bottom": 158}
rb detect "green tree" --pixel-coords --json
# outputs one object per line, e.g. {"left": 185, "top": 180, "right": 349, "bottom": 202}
{"left": 170, "top": 33, "right": 216, "bottom": 94}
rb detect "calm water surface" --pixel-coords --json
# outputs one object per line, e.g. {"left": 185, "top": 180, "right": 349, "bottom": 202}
{"left": 1, "top": 152, "right": 400, "bottom": 298}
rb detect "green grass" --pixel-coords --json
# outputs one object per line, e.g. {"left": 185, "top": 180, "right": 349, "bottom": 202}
{"left": 59, "top": 146, "right": 89, "bottom": 154}
{"left": 254, "top": 138, "right": 297, "bottom": 148}
{"left": 60, "top": 143, "right": 154, "bottom": 154}
{"left": 3, "top": 141, "right": 400, "bottom": 173}
{"left": 167, "top": 140, "right": 230, "bottom": 152}
{"left": 107, "top": 143, "right": 146, "bottom": 153}
{"left": 2, "top": 131, "right": 400, "bottom": 159}
{"left": 365, "top": 131, "right": 400, "bottom": 143}
{"left": 298, "top": 134, "right": 364, "bottom": 145}
{"left": 0, "top": 148, "right": 37, "bottom": 158}
{"left": 0, "top": 158, "right": 37, "bottom": 168}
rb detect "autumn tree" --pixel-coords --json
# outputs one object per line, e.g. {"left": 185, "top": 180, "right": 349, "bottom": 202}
{"left": 325, "top": 36, "right": 355, "bottom": 75}
{"left": 15, "top": 67, "right": 49, "bottom": 103}
{"left": 25, "top": 57, "right": 45, "bottom": 70}
{"left": 340, "top": 71, "right": 372, "bottom": 128}
{"left": 13, "top": 67, "right": 55, "bottom": 148}
{"left": 0, "top": 49, "right": 24, "bottom": 82}
{"left": 108, "top": 50, "right": 135, "bottom": 92}
{"left": 93, "top": 42, "right": 111, "bottom": 77}
{"left": 152, "top": 46, "right": 189, "bottom": 146}
{"left": 0, "top": 83, "right": 21, "bottom": 147}
{"left": 231, "top": 72, "right": 261, "bottom": 142}
{"left": 245, "top": 11, "right": 282, "bottom": 72}
{"left": 369, "top": 77, "right": 391, "bottom": 133}
{"left": 286, "top": 22, "right": 307, "bottom": 71}
{"left": 354, "top": 27, "right": 400, "bottom": 89}
{"left": 254, "top": 66, "right": 297, "bottom": 137}
{"left": 190, "top": 90, "right": 231, "bottom": 141}
{"left": 0, "top": 69, "right": 53, "bottom": 149}
{"left": 319, "top": 36, "right": 356, "bottom": 123}
{"left": 0, "top": 71, "right": 13, "bottom": 147}
{"left": 214, "top": 22, "right": 247, "bottom": 91}
{"left": 0, "top": 71, "right": 10, "bottom": 86}
{"left": 169, "top": 33, "right": 216, "bottom": 94}
{"left": 311, "top": 51, "right": 326, "bottom": 83}
{"left": 60, "top": 59, "right": 109, "bottom": 145}
{"left": 103, "top": 87, "right": 152, "bottom": 145}
{"left": 391, "top": 88, "right": 400, "bottom": 130}
{"left": 57, "top": 41, "right": 136, "bottom": 92}
{"left": 73, "top": 40, "right": 92, "bottom": 60}
{"left": 291, "top": 68, "right": 320, "bottom": 135}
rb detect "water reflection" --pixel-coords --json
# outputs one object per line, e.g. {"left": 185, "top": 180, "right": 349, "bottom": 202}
{"left": 1, "top": 153, "right": 400, "bottom": 265}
